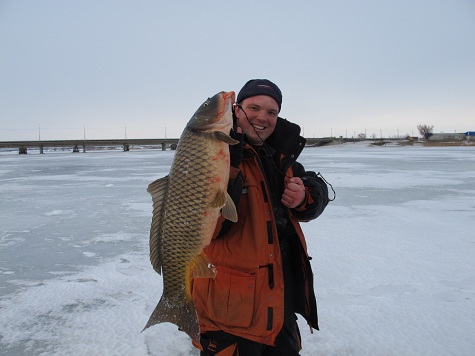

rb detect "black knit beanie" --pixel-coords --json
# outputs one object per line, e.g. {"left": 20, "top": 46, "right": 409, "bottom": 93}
{"left": 236, "top": 79, "right": 282, "bottom": 112}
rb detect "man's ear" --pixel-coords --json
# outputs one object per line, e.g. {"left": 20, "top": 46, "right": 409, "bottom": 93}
{"left": 232, "top": 105, "right": 243, "bottom": 130}
{"left": 232, "top": 111, "right": 238, "bottom": 130}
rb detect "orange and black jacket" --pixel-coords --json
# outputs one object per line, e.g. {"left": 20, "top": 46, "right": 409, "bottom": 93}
{"left": 192, "top": 117, "right": 329, "bottom": 346}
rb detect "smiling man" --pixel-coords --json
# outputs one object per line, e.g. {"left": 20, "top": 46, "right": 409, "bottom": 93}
{"left": 234, "top": 79, "right": 281, "bottom": 145}
{"left": 192, "top": 79, "right": 330, "bottom": 355}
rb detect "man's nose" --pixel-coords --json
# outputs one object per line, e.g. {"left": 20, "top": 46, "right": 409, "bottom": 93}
{"left": 255, "top": 111, "right": 268, "bottom": 121}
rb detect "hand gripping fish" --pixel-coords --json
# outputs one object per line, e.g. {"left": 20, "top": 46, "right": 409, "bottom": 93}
{"left": 143, "top": 91, "right": 239, "bottom": 343}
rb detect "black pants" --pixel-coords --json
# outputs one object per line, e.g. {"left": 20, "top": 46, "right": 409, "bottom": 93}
{"left": 199, "top": 315, "right": 301, "bottom": 356}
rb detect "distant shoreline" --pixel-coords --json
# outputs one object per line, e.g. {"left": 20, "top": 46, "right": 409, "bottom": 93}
{"left": 1, "top": 139, "right": 474, "bottom": 156}
{"left": 321, "top": 139, "right": 475, "bottom": 148}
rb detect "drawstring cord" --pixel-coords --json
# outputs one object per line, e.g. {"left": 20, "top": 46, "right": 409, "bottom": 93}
{"left": 316, "top": 172, "right": 336, "bottom": 201}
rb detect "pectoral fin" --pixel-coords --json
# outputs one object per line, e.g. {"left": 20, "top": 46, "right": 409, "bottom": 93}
{"left": 221, "top": 192, "right": 238, "bottom": 222}
{"left": 210, "top": 190, "right": 227, "bottom": 208}
{"left": 213, "top": 131, "right": 239, "bottom": 145}
{"left": 210, "top": 190, "right": 238, "bottom": 222}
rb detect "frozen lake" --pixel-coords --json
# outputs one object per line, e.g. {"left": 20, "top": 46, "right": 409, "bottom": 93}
{"left": 1, "top": 143, "right": 474, "bottom": 355}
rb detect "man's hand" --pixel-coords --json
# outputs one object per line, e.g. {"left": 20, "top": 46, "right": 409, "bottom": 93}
{"left": 281, "top": 177, "right": 306, "bottom": 208}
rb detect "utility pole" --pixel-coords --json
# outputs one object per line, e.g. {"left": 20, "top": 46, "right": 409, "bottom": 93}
{"left": 38, "top": 123, "right": 43, "bottom": 154}
{"left": 83, "top": 124, "right": 86, "bottom": 153}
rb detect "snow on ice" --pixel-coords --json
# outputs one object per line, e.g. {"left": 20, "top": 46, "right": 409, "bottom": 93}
{"left": 1, "top": 143, "right": 474, "bottom": 355}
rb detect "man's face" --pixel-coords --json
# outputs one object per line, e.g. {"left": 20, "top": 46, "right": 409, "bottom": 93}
{"left": 235, "top": 95, "right": 279, "bottom": 146}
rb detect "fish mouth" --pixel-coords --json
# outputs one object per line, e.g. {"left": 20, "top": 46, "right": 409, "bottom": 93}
{"left": 188, "top": 91, "right": 235, "bottom": 132}
{"left": 221, "top": 91, "right": 235, "bottom": 114}
{"left": 221, "top": 91, "right": 235, "bottom": 103}
{"left": 214, "top": 91, "right": 235, "bottom": 125}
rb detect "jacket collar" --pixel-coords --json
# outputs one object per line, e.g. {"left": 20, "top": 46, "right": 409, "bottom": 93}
{"left": 243, "top": 117, "right": 306, "bottom": 168}
{"left": 266, "top": 117, "right": 306, "bottom": 159}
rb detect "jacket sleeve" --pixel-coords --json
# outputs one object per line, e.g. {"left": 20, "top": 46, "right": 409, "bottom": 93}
{"left": 291, "top": 161, "right": 329, "bottom": 221}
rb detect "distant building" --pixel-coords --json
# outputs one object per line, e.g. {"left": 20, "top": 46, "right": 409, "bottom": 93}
{"left": 428, "top": 133, "right": 466, "bottom": 141}
{"left": 465, "top": 132, "right": 475, "bottom": 140}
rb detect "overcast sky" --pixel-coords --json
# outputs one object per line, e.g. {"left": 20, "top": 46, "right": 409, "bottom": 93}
{"left": 1, "top": 0, "right": 474, "bottom": 141}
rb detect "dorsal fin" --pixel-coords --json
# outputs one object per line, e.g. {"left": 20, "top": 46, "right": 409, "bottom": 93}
{"left": 147, "top": 175, "right": 170, "bottom": 275}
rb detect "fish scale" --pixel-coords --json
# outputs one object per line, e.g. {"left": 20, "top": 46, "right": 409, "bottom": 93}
{"left": 143, "top": 91, "right": 238, "bottom": 343}
{"left": 161, "top": 132, "right": 217, "bottom": 289}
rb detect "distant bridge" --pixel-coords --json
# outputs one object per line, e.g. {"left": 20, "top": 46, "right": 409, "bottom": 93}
{"left": 0, "top": 138, "right": 180, "bottom": 154}
{"left": 0, "top": 136, "right": 385, "bottom": 154}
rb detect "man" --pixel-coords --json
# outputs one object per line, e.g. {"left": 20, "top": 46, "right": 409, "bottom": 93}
{"left": 192, "top": 79, "right": 329, "bottom": 355}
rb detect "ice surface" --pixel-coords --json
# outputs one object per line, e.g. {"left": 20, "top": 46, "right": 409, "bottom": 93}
{"left": 1, "top": 144, "right": 474, "bottom": 355}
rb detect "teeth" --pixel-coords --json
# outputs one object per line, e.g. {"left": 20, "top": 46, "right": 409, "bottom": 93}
{"left": 252, "top": 125, "right": 265, "bottom": 130}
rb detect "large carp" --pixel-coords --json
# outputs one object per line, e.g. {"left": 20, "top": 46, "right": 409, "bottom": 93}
{"left": 143, "top": 91, "right": 238, "bottom": 343}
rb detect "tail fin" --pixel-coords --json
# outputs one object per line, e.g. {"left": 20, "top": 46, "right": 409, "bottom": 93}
{"left": 142, "top": 295, "right": 200, "bottom": 343}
